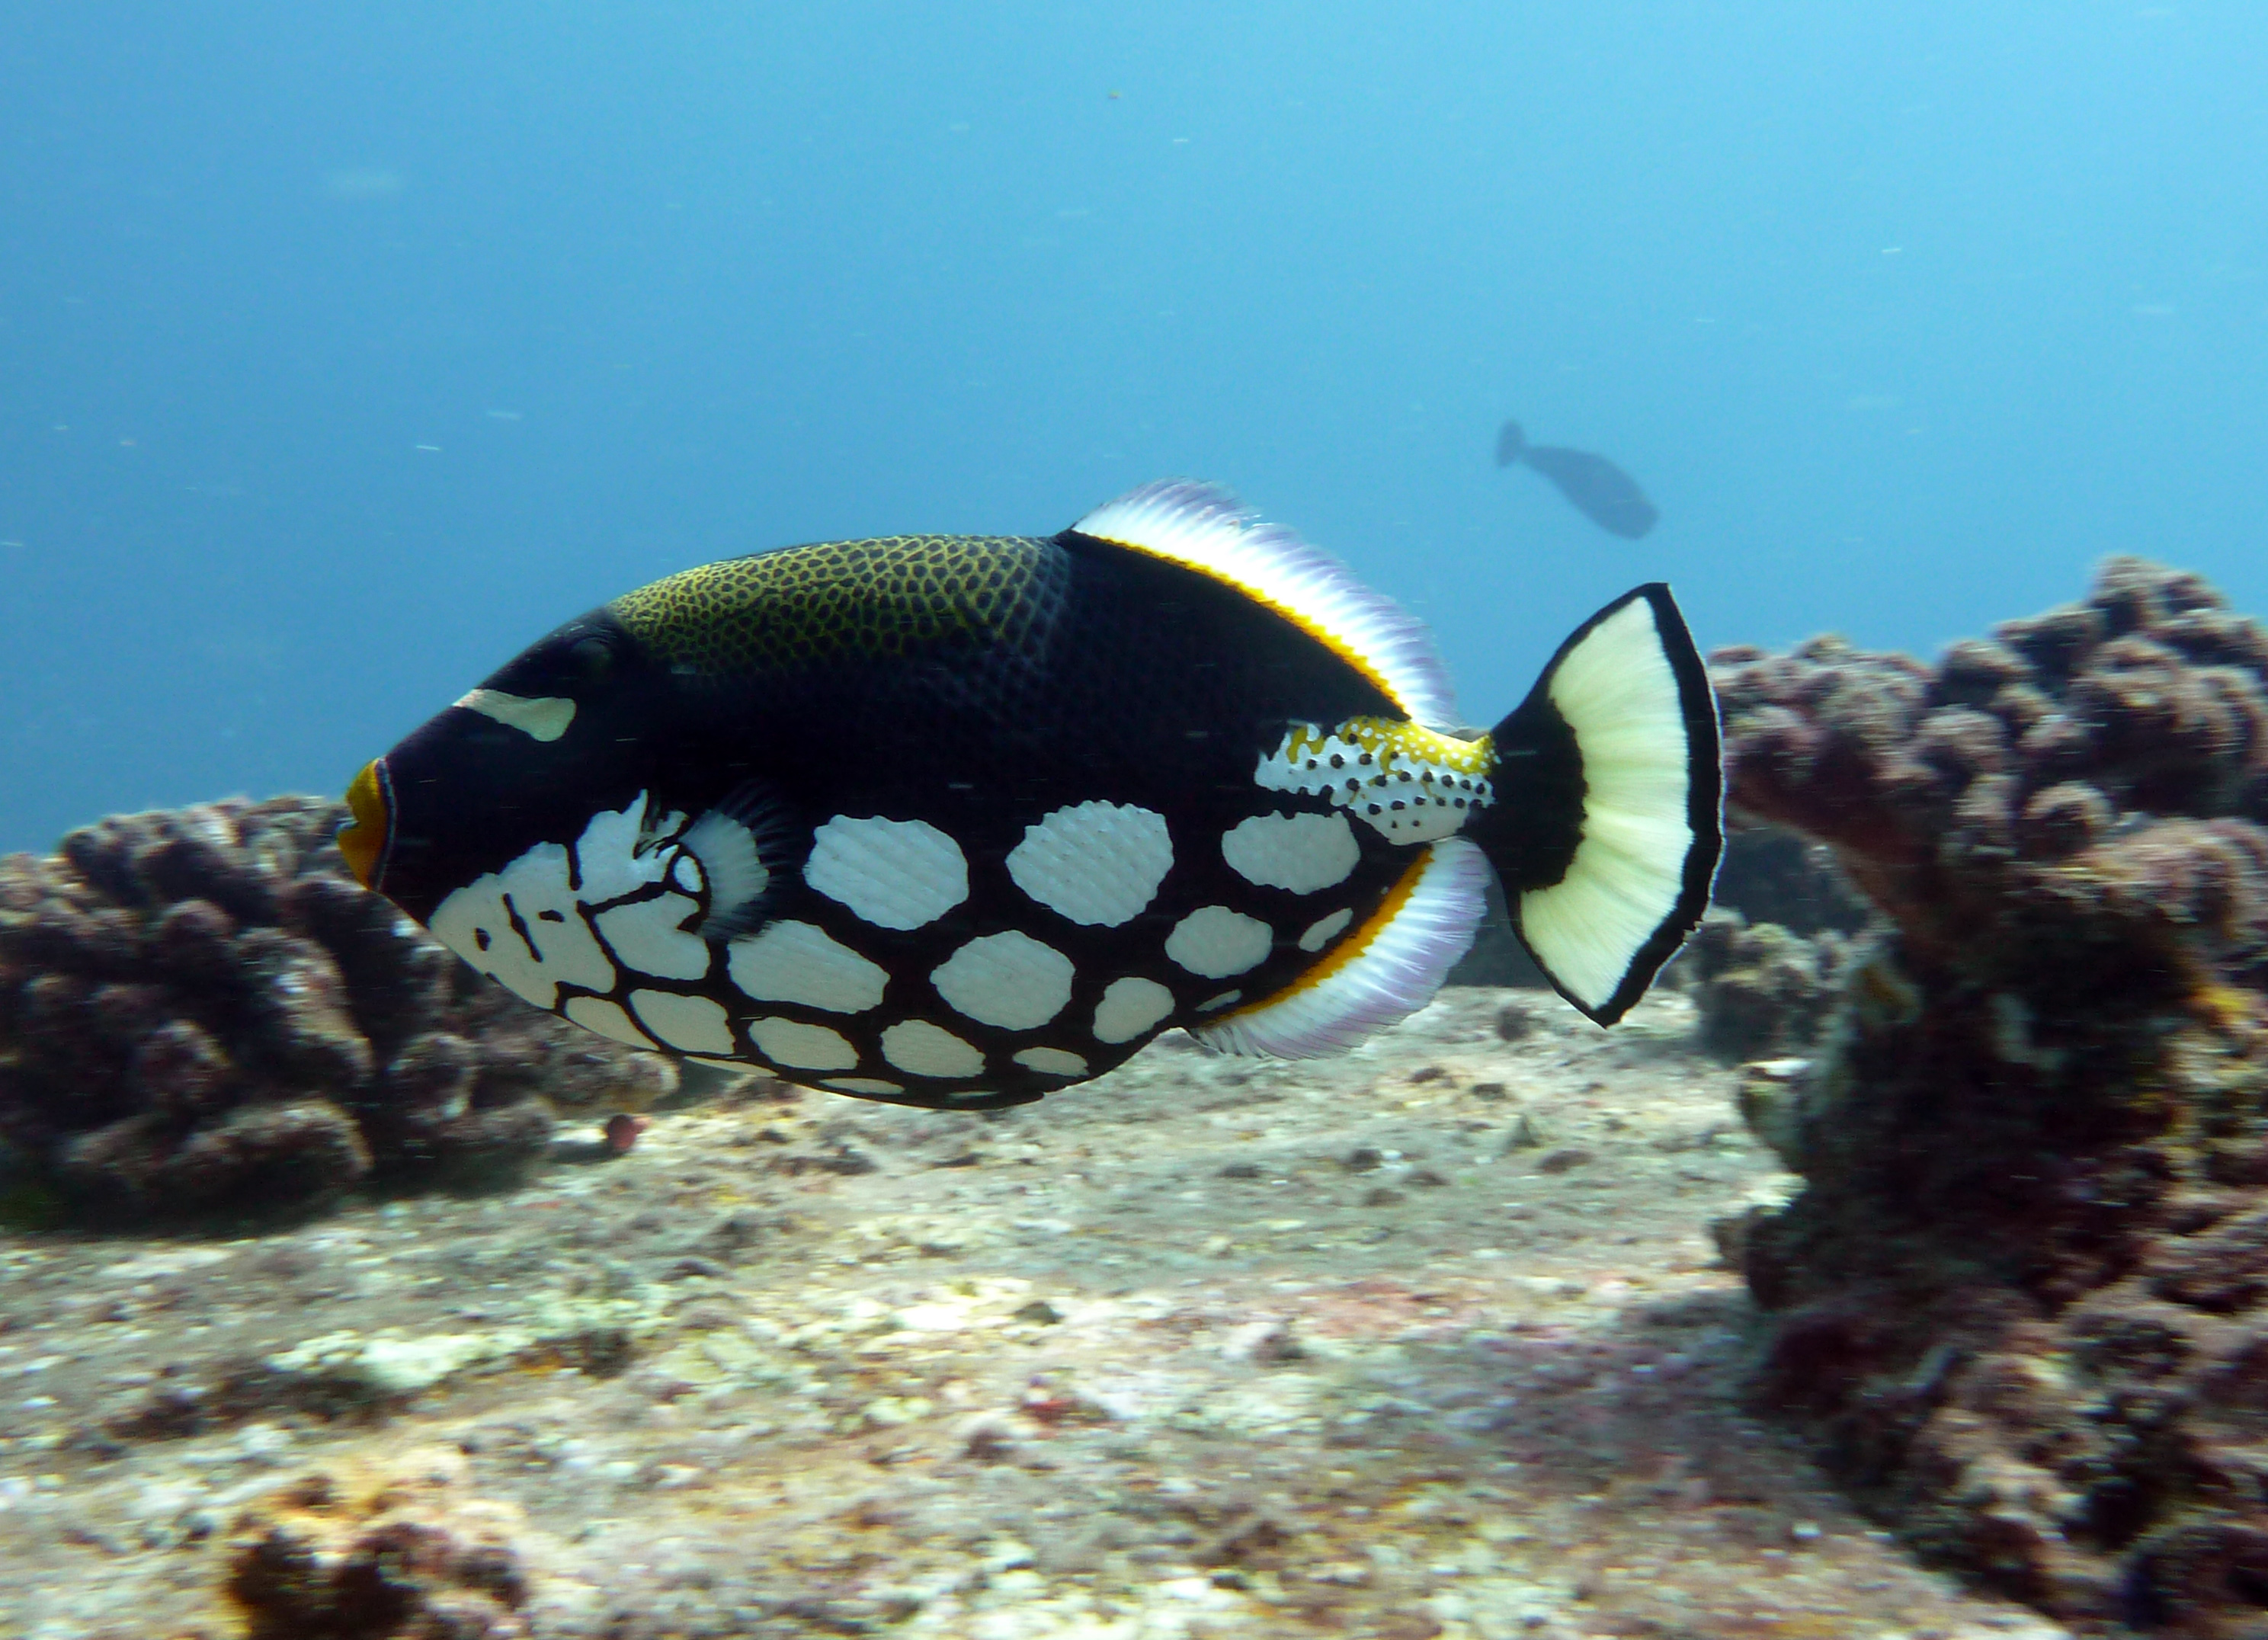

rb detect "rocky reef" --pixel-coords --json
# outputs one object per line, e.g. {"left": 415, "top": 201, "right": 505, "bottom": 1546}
{"left": 1715, "top": 558, "right": 2268, "bottom": 1632}
{"left": 0, "top": 796, "right": 676, "bottom": 1221}
{"left": 226, "top": 1445, "right": 536, "bottom": 1638}
{"left": 1677, "top": 910, "right": 1852, "bottom": 1063}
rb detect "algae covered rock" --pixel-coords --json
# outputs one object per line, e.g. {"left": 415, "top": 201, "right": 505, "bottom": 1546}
{"left": 1675, "top": 909, "right": 1850, "bottom": 1062}
{"left": 1714, "top": 559, "right": 2268, "bottom": 1632}
{"left": 0, "top": 796, "right": 678, "bottom": 1220}
{"left": 225, "top": 1445, "right": 537, "bottom": 1638}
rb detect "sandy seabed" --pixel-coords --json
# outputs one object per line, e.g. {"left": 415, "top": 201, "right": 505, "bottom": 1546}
{"left": 0, "top": 988, "right": 2067, "bottom": 1639}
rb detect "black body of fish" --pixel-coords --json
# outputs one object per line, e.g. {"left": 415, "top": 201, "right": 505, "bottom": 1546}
{"left": 1494, "top": 418, "right": 1658, "bottom": 540}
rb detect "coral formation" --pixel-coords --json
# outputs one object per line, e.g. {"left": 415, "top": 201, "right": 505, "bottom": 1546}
{"left": 1677, "top": 910, "right": 1850, "bottom": 1062}
{"left": 1710, "top": 822, "right": 1873, "bottom": 937}
{"left": 1714, "top": 558, "right": 2268, "bottom": 1632}
{"left": 226, "top": 1445, "right": 536, "bottom": 1638}
{"left": 0, "top": 796, "right": 676, "bottom": 1219}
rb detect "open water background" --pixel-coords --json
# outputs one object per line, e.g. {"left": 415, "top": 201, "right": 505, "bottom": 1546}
{"left": 4, "top": 3, "right": 2265, "bottom": 850}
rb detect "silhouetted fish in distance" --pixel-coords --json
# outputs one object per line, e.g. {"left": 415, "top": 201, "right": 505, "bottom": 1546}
{"left": 1495, "top": 420, "right": 1658, "bottom": 540}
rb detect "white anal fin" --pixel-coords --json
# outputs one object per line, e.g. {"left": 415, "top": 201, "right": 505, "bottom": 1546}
{"left": 1491, "top": 585, "right": 1722, "bottom": 1025}
{"left": 1193, "top": 837, "right": 1490, "bottom": 1059}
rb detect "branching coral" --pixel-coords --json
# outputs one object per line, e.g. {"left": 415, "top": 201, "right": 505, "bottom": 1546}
{"left": 1714, "top": 559, "right": 2268, "bottom": 1631}
{"left": 0, "top": 796, "right": 676, "bottom": 1219}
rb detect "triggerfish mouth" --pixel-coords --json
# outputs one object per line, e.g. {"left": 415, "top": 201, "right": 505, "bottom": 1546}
{"left": 340, "top": 480, "right": 1722, "bottom": 1109}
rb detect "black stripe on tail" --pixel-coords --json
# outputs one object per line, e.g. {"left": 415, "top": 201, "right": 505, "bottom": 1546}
{"left": 1470, "top": 583, "right": 1722, "bottom": 1025}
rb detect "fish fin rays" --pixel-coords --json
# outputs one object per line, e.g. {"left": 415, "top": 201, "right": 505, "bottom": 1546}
{"left": 1192, "top": 838, "right": 1490, "bottom": 1059}
{"left": 1478, "top": 585, "right": 1721, "bottom": 1025}
{"left": 681, "top": 780, "right": 801, "bottom": 942}
{"left": 1068, "top": 479, "right": 1459, "bottom": 729}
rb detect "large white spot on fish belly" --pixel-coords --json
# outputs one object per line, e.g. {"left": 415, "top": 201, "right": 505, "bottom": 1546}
{"left": 1298, "top": 907, "right": 1354, "bottom": 952}
{"left": 629, "top": 990, "right": 734, "bottom": 1056}
{"left": 455, "top": 687, "right": 575, "bottom": 742}
{"left": 727, "top": 921, "right": 888, "bottom": 1013}
{"left": 593, "top": 893, "right": 710, "bottom": 981}
{"left": 562, "top": 995, "right": 655, "bottom": 1049}
{"left": 823, "top": 1077, "right": 903, "bottom": 1096}
{"left": 1221, "top": 812, "right": 1360, "bottom": 894}
{"left": 931, "top": 931, "right": 1075, "bottom": 1030}
{"left": 1006, "top": 802, "right": 1174, "bottom": 925}
{"left": 806, "top": 816, "right": 969, "bottom": 930}
{"left": 1092, "top": 976, "right": 1176, "bottom": 1044}
{"left": 431, "top": 844, "right": 615, "bottom": 1010}
{"left": 1196, "top": 990, "right": 1242, "bottom": 1013}
{"left": 882, "top": 1020, "right": 987, "bottom": 1078}
{"left": 1014, "top": 1046, "right": 1088, "bottom": 1078}
{"left": 1165, "top": 906, "right": 1274, "bottom": 978}
{"left": 748, "top": 1017, "right": 860, "bottom": 1071}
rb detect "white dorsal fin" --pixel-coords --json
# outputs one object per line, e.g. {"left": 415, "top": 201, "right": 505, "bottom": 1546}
{"left": 1192, "top": 837, "right": 1489, "bottom": 1059}
{"left": 1071, "top": 480, "right": 1459, "bottom": 729}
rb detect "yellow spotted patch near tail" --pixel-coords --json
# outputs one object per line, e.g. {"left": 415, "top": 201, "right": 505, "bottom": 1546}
{"left": 610, "top": 535, "right": 1055, "bottom": 675}
{"left": 1257, "top": 717, "right": 1496, "bottom": 842}
{"left": 1282, "top": 716, "right": 1494, "bottom": 776}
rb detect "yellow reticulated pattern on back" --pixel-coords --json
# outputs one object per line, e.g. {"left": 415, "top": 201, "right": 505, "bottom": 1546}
{"left": 609, "top": 535, "right": 1052, "bottom": 676}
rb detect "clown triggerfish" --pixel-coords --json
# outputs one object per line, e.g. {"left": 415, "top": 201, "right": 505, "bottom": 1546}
{"left": 339, "top": 481, "right": 1721, "bottom": 1110}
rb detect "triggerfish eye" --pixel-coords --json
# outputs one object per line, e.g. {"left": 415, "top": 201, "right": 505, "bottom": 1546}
{"left": 338, "top": 758, "right": 392, "bottom": 889}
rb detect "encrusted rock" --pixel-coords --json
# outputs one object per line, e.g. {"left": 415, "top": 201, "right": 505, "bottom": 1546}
{"left": 224, "top": 1445, "right": 536, "bottom": 1638}
{"left": 0, "top": 796, "right": 678, "bottom": 1220}
{"left": 1713, "top": 559, "right": 2268, "bottom": 1632}
{"left": 1676, "top": 911, "right": 1850, "bottom": 1062}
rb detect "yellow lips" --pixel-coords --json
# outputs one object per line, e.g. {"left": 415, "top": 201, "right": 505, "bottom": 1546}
{"left": 338, "top": 760, "right": 389, "bottom": 888}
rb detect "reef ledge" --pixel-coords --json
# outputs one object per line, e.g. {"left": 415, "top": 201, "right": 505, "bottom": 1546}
{"left": 1715, "top": 557, "right": 2268, "bottom": 1633}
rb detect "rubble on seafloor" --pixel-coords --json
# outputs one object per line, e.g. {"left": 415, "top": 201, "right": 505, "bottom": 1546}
{"left": 1714, "top": 557, "right": 2268, "bottom": 1634}
{"left": 0, "top": 796, "right": 678, "bottom": 1220}
{"left": 0, "top": 988, "right": 2061, "bottom": 1640}
{"left": 224, "top": 1444, "right": 535, "bottom": 1638}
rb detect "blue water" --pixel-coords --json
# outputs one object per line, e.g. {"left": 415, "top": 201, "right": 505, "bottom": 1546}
{"left": 5, "top": 3, "right": 2265, "bottom": 854}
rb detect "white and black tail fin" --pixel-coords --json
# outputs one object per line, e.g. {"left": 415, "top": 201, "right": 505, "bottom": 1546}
{"left": 1472, "top": 584, "right": 1722, "bottom": 1025}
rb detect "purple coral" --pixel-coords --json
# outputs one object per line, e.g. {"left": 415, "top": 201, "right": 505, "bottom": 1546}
{"left": 1714, "top": 559, "right": 2268, "bottom": 1629}
{"left": 0, "top": 796, "right": 676, "bottom": 1219}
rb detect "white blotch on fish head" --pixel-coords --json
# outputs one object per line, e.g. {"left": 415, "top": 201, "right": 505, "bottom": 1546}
{"left": 454, "top": 687, "right": 576, "bottom": 742}
{"left": 429, "top": 843, "right": 616, "bottom": 1009}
